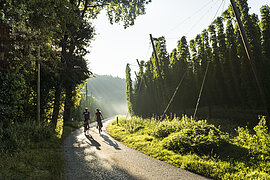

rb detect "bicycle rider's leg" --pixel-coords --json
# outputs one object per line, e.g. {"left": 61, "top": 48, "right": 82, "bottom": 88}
{"left": 98, "top": 120, "right": 102, "bottom": 134}
{"left": 84, "top": 121, "right": 87, "bottom": 134}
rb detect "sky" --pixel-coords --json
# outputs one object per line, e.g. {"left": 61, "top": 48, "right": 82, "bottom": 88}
{"left": 86, "top": 0, "right": 270, "bottom": 79}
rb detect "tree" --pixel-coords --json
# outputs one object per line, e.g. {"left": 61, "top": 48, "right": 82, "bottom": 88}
{"left": 171, "top": 36, "right": 190, "bottom": 113}
{"left": 260, "top": 5, "right": 270, "bottom": 60}
{"left": 125, "top": 64, "right": 134, "bottom": 115}
{"left": 223, "top": 9, "right": 242, "bottom": 106}
{"left": 260, "top": 5, "right": 270, "bottom": 108}
{"left": 215, "top": 17, "right": 231, "bottom": 106}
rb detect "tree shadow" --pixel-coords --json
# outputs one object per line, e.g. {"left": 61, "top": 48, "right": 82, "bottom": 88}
{"left": 101, "top": 134, "right": 121, "bottom": 150}
{"left": 64, "top": 129, "right": 138, "bottom": 180}
{"left": 85, "top": 134, "right": 101, "bottom": 150}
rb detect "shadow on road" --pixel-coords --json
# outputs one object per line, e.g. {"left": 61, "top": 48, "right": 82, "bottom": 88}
{"left": 85, "top": 134, "right": 101, "bottom": 150}
{"left": 101, "top": 134, "right": 121, "bottom": 150}
{"left": 64, "top": 128, "right": 138, "bottom": 180}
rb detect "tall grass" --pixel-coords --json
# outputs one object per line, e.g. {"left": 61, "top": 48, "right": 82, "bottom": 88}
{"left": 0, "top": 121, "right": 54, "bottom": 153}
{"left": 0, "top": 119, "right": 83, "bottom": 179}
{"left": 107, "top": 116, "right": 270, "bottom": 179}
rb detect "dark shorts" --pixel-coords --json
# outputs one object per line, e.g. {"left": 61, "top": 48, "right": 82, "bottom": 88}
{"left": 84, "top": 120, "right": 89, "bottom": 131}
{"left": 97, "top": 119, "right": 103, "bottom": 127}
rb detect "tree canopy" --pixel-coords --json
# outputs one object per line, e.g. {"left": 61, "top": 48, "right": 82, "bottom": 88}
{"left": 0, "top": 0, "right": 152, "bottom": 129}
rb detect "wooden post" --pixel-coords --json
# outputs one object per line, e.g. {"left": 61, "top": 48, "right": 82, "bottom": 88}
{"left": 149, "top": 34, "right": 162, "bottom": 77}
{"left": 149, "top": 34, "right": 165, "bottom": 114}
{"left": 37, "top": 45, "right": 40, "bottom": 125}
{"left": 86, "top": 82, "right": 88, "bottom": 106}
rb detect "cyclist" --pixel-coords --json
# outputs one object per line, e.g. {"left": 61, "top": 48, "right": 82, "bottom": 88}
{"left": 83, "top": 107, "right": 90, "bottom": 134}
{"left": 95, "top": 108, "right": 104, "bottom": 134}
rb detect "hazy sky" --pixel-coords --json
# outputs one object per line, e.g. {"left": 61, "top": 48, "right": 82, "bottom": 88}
{"left": 86, "top": 0, "right": 270, "bottom": 79}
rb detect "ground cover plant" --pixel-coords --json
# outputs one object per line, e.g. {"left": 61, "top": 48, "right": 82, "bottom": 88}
{"left": 0, "top": 120, "right": 83, "bottom": 179}
{"left": 107, "top": 116, "right": 270, "bottom": 179}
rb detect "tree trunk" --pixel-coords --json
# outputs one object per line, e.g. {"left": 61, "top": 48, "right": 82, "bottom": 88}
{"left": 63, "top": 86, "right": 73, "bottom": 122}
{"left": 52, "top": 83, "right": 62, "bottom": 129}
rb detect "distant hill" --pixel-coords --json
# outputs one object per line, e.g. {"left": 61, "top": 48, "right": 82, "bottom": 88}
{"left": 85, "top": 75, "right": 128, "bottom": 117}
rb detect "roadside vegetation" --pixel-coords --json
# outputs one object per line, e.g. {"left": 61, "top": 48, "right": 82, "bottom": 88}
{"left": 0, "top": 119, "right": 83, "bottom": 179}
{"left": 107, "top": 116, "right": 270, "bottom": 179}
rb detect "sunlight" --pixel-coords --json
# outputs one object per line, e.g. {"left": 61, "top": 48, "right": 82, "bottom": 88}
{"left": 55, "top": 118, "right": 64, "bottom": 139}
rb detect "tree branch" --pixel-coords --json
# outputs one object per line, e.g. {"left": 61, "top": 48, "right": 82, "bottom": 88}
{"left": 81, "top": 0, "right": 89, "bottom": 18}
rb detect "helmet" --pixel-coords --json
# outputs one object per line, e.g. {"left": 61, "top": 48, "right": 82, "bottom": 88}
{"left": 85, "top": 107, "right": 88, "bottom": 110}
{"left": 96, "top": 108, "right": 99, "bottom": 111}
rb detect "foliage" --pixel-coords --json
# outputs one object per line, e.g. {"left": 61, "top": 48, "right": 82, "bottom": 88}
{"left": 153, "top": 116, "right": 195, "bottom": 138}
{"left": 162, "top": 118, "right": 228, "bottom": 154}
{"left": 0, "top": 121, "right": 53, "bottom": 153}
{"left": 233, "top": 116, "right": 270, "bottom": 157}
{"left": 125, "top": 64, "right": 134, "bottom": 115}
{"left": 0, "top": 146, "right": 63, "bottom": 179}
{"left": 153, "top": 118, "right": 182, "bottom": 138}
{"left": 0, "top": 119, "right": 83, "bottom": 179}
{"left": 55, "top": 118, "right": 64, "bottom": 139}
{"left": 107, "top": 116, "right": 270, "bottom": 179}
{"left": 117, "top": 116, "right": 145, "bottom": 133}
{"left": 0, "top": 72, "right": 26, "bottom": 127}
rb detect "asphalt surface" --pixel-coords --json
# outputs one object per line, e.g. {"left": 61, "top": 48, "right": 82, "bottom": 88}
{"left": 63, "top": 117, "right": 210, "bottom": 180}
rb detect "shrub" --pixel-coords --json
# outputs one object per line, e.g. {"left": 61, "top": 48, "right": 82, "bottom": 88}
{"left": 116, "top": 117, "right": 146, "bottom": 133}
{"left": 0, "top": 121, "right": 53, "bottom": 153}
{"left": 162, "top": 118, "right": 228, "bottom": 154}
{"left": 153, "top": 120, "right": 179, "bottom": 138}
{"left": 0, "top": 73, "right": 27, "bottom": 127}
{"left": 153, "top": 115, "right": 192, "bottom": 138}
{"left": 233, "top": 116, "right": 270, "bottom": 157}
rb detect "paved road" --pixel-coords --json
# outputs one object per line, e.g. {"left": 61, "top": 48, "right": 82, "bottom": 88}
{"left": 63, "top": 117, "right": 210, "bottom": 180}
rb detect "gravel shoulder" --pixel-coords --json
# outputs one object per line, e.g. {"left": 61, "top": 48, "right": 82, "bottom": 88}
{"left": 63, "top": 117, "right": 210, "bottom": 180}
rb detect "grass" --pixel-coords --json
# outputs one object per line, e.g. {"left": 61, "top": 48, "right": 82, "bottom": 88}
{"left": 107, "top": 116, "right": 270, "bottom": 180}
{"left": 0, "top": 119, "right": 83, "bottom": 180}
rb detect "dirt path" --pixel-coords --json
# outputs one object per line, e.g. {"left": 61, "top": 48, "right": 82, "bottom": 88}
{"left": 63, "top": 117, "right": 210, "bottom": 180}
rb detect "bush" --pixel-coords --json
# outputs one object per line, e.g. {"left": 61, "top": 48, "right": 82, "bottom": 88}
{"left": 0, "top": 121, "right": 53, "bottom": 153}
{"left": 233, "top": 116, "right": 270, "bottom": 157}
{"left": 117, "top": 117, "right": 146, "bottom": 133}
{"left": 153, "top": 115, "right": 192, "bottom": 138}
{"left": 162, "top": 118, "right": 228, "bottom": 154}
{"left": 0, "top": 73, "right": 26, "bottom": 127}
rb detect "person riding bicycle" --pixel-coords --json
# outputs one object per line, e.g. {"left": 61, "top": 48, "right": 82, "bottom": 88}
{"left": 83, "top": 107, "right": 90, "bottom": 134}
{"left": 95, "top": 108, "right": 104, "bottom": 134}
